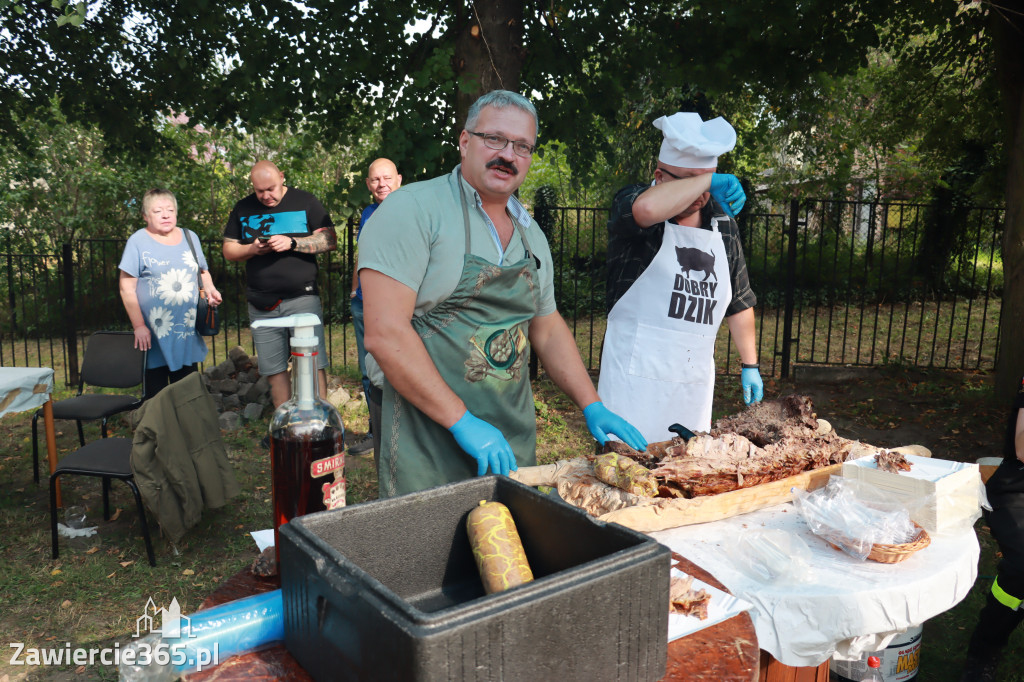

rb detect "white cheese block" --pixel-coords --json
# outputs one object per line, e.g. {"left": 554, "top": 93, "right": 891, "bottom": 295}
{"left": 841, "top": 452, "right": 982, "bottom": 534}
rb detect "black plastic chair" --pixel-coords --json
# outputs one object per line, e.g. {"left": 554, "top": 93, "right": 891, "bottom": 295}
{"left": 49, "top": 437, "right": 156, "bottom": 566}
{"left": 32, "top": 331, "right": 145, "bottom": 483}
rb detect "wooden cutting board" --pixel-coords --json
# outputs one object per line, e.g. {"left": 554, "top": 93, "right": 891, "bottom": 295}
{"left": 596, "top": 462, "right": 841, "bottom": 532}
{"left": 511, "top": 443, "right": 931, "bottom": 534}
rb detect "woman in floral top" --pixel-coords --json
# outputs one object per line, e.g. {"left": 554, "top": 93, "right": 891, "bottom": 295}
{"left": 119, "top": 188, "right": 222, "bottom": 400}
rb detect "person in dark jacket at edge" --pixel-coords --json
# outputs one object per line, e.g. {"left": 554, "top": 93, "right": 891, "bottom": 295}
{"left": 960, "top": 376, "right": 1024, "bottom": 681}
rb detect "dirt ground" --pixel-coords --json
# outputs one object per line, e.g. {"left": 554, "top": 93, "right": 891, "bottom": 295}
{"left": 0, "top": 364, "right": 1008, "bottom": 682}
{"left": 771, "top": 364, "right": 1005, "bottom": 465}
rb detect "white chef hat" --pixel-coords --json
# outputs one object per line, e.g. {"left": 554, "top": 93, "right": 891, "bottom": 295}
{"left": 653, "top": 113, "right": 736, "bottom": 168}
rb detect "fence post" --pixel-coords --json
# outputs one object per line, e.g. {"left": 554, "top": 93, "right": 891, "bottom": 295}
{"left": 530, "top": 189, "right": 556, "bottom": 381}
{"left": 62, "top": 243, "right": 79, "bottom": 387}
{"left": 6, "top": 250, "right": 15, "bottom": 334}
{"left": 781, "top": 200, "right": 799, "bottom": 379}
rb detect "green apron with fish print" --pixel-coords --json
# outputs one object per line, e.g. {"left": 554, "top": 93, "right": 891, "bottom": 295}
{"left": 378, "top": 178, "right": 542, "bottom": 498}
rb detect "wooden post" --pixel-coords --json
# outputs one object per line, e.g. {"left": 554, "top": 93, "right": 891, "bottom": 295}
{"left": 44, "top": 397, "right": 61, "bottom": 507}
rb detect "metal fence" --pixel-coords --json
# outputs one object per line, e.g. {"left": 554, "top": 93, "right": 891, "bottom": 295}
{"left": 537, "top": 197, "right": 1004, "bottom": 378}
{"left": 0, "top": 198, "right": 1006, "bottom": 388}
{"left": 1, "top": 218, "right": 360, "bottom": 387}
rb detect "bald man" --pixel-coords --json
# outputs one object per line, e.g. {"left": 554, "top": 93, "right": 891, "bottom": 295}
{"left": 223, "top": 161, "right": 337, "bottom": 420}
{"left": 348, "top": 158, "right": 402, "bottom": 457}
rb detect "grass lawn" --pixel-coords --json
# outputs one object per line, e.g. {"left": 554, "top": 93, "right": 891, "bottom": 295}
{"left": 0, "top": 362, "right": 1020, "bottom": 680}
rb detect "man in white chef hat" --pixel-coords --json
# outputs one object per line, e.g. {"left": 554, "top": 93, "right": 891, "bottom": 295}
{"left": 597, "top": 112, "right": 763, "bottom": 442}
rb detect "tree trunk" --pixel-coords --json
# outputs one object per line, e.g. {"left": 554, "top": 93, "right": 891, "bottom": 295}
{"left": 453, "top": 0, "right": 525, "bottom": 129}
{"left": 993, "top": 0, "right": 1024, "bottom": 401}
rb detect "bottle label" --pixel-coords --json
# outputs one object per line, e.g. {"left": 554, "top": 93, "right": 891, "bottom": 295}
{"left": 311, "top": 453, "right": 344, "bottom": 478}
{"left": 321, "top": 478, "right": 346, "bottom": 510}
{"left": 830, "top": 625, "right": 921, "bottom": 682}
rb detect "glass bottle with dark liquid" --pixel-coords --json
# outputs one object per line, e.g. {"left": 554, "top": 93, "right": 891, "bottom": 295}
{"left": 253, "top": 313, "right": 346, "bottom": 559}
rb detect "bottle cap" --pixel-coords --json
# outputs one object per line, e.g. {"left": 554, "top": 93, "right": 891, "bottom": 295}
{"left": 251, "top": 313, "right": 321, "bottom": 347}
{"left": 867, "top": 656, "right": 881, "bottom": 668}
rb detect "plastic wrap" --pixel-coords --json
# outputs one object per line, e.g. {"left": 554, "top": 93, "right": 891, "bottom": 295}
{"left": 720, "top": 526, "right": 814, "bottom": 585}
{"left": 792, "top": 476, "right": 919, "bottom": 561}
{"left": 58, "top": 505, "right": 98, "bottom": 540}
{"left": 118, "top": 634, "right": 174, "bottom": 681}
{"left": 119, "top": 589, "right": 283, "bottom": 681}
{"left": 936, "top": 473, "right": 987, "bottom": 531}
{"left": 840, "top": 475, "right": 986, "bottom": 536}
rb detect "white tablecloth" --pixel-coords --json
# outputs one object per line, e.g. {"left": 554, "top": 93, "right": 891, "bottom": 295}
{"left": 0, "top": 367, "right": 55, "bottom": 418}
{"left": 651, "top": 502, "right": 979, "bottom": 667}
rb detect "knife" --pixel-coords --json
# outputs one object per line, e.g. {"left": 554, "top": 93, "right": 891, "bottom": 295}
{"left": 668, "top": 423, "right": 697, "bottom": 441}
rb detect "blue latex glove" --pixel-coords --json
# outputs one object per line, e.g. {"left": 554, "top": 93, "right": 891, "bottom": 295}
{"left": 741, "top": 367, "right": 764, "bottom": 405}
{"left": 448, "top": 411, "right": 518, "bottom": 476}
{"left": 583, "top": 401, "right": 648, "bottom": 452}
{"left": 709, "top": 173, "right": 746, "bottom": 216}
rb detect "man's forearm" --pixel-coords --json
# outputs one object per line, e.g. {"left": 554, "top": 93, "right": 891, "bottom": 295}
{"left": 295, "top": 227, "right": 337, "bottom": 254}
{"left": 366, "top": 323, "right": 467, "bottom": 428}
{"left": 726, "top": 307, "right": 758, "bottom": 365}
{"left": 222, "top": 239, "right": 257, "bottom": 262}
{"left": 632, "top": 174, "right": 712, "bottom": 227}
{"left": 530, "top": 312, "right": 600, "bottom": 409}
{"left": 362, "top": 268, "right": 466, "bottom": 428}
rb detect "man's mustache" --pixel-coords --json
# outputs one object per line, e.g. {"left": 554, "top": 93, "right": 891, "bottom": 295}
{"left": 486, "top": 158, "right": 518, "bottom": 176}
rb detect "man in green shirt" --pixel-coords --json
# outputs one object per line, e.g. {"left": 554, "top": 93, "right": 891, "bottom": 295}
{"left": 359, "top": 90, "right": 646, "bottom": 497}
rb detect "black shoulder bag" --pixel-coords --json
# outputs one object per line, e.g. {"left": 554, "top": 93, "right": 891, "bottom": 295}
{"left": 183, "top": 231, "right": 220, "bottom": 336}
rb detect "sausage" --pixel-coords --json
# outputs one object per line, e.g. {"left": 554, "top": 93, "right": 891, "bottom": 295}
{"left": 593, "top": 453, "right": 659, "bottom": 496}
{"left": 466, "top": 500, "right": 534, "bottom": 594}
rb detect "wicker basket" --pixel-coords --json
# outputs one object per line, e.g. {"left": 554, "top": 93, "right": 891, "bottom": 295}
{"left": 865, "top": 523, "right": 931, "bottom": 563}
{"left": 826, "top": 522, "right": 931, "bottom": 564}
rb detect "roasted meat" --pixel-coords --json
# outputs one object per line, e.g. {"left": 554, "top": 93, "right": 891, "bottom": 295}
{"left": 596, "top": 395, "right": 853, "bottom": 499}
{"left": 875, "top": 450, "right": 913, "bottom": 474}
{"left": 669, "top": 574, "right": 711, "bottom": 620}
{"left": 602, "top": 437, "right": 685, "bottom": 468}
{"left": 711, "top": 394, "right": 819, "bottom": 446}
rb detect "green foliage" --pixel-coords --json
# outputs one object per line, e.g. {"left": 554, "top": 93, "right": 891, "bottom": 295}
{"left": 0, "top": 2, "right": 929, "bottom": 175}
{"left": 52, "top": 0, "right": 85, "bottom": 26}
{"left": 0, "top": 98, "right": 380, "bottom": 249}
{"left": 517, "top": 140, "right": 616, "bottom": 208}
{"left": 918, "top": 141, "right": 995, "bottom": 293}
{"left": 0, "top": 0, "right": 1017, "bottom": 380}
{"left": 755, "top": 25, "right": 1002, "bottom": 206}
{"left": 1, "top": 0, "right": 82, "bottom": 23}
{"left": 0, "top": 103, "right": 147, "bottom": 250}
{"left": 0, "top": 0, "right": 1010, "bottom": 212}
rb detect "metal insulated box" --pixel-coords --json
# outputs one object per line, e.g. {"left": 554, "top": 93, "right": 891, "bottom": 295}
{"left": 279, "top": 475, "right": 670, "bottom": 681}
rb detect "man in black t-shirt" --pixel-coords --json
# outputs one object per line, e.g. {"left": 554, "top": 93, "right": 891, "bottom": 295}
{"left": 223, "top": 160, "right": 337, "bottom": 410}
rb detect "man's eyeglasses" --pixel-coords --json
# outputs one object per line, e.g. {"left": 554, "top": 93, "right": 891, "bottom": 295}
{"left": 466, "top": 131, "right": 536, "bottom": 157}
{"left": 657, "top": 167, "right": 682, "bottom": 180}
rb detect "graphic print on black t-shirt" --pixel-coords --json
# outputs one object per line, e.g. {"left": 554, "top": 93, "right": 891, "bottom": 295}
{"left": 240, "top": 211, "right": 309, "bottom": 241}
{"left": 668, "top": 246, "right": 718, "bottom": 324}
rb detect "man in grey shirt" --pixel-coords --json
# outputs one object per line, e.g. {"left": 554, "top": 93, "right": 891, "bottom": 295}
{"left": 359, "top": 90, "right": 646, "bottom": 497}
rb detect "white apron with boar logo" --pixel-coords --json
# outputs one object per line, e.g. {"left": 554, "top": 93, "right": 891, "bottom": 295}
{"left": 598, "top": 216, "right": 731, "bottom": 441}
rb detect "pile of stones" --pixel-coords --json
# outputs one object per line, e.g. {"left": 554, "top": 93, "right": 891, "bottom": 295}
{"left": 205, "top": 346, "right": 360, "bottom": 431}
{"left": 203, "top": 347, "right": 270, "bottom": 431}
